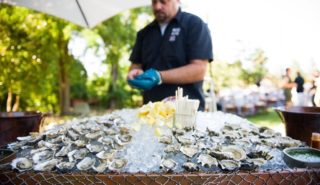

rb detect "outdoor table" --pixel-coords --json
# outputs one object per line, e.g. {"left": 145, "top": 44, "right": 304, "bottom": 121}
{"left": 0, "top": 169, "right": 319, "bottom": 184}
{"left": 1, "top": 109, "right": 320, "bottom": 185}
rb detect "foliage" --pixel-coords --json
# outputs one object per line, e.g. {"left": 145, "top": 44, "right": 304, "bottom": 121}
{"left": 91, "top": 7, "right": 152, "bottom": 109}
{"left": 0, "top": 5, "right": 59, "bottom": 112}
{"left": 239, "top": 49, "right": 268, "bottom": 85}
{"left": 69, "top": 60, "right": 88, "bottom": 100}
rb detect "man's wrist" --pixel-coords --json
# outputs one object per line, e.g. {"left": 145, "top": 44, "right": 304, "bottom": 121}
{"left": 157, "top": 70, "right": 162, "bottom": 85}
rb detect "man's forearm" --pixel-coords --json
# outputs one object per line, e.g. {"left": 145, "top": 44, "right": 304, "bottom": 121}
{"left": 160, "top": 60, "right": 208, "bottom": 84}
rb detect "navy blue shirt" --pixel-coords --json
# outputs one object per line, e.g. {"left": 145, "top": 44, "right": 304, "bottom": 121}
{"left": 130, "top": 9, "right": 213, "bottom": 110}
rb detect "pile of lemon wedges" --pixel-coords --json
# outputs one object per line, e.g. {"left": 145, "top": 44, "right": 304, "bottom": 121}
{"left": 132, "top": 101, "right": 176, "bottom": 136}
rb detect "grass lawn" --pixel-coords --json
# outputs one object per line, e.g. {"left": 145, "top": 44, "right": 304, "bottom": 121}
{"left": 246, "top": 108, "right": 283, "bottom": 127}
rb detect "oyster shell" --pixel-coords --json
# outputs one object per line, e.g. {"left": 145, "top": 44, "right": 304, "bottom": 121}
{"left": 160, "top": 159, "right": 177, "bottom": 172}
{"left": 159, "top": 135, "right": 173, "bottom": 144}
{"left": 68, "top": 148, "right": 89, "bottom": 162}
{"left": 206, "top": 127, "right": 220, "bottom": 137}
{"left": 86, "top": 143, "right": 104, "bottom": 153}
{"left": 55, "top": 144, "right": 72, "bottom": 157}
{"left": 85, "top": 131, "right": 103, "bottom": 140}
{"left": 176, "top": 135, "right": 195, "bottom": 145}
{"left": 34, "top": 159, "right": 59, "bottom": 171}
{"left": 56, "top": 161, "right": 76, "bottom": 171}
{"left": 219, "top": 160, "right": 240, "bottom": 171}
{"left": 164, "top": 144, "right": 180, "bottom": 153}
{"left": 247, "top": 158, "right": 266, "bottom": 167}
{"left": 76, "top": 157, "right": 96, "bottom": 171}
{"left": 182, "top": 162, "right": 199, "bottom": 172}
{"left": 109, "top": 159, "right": 127, "bottom": 171}
{"left": 98, "top": 136, "right": 114, "bottom": 146}
{"left": 197, "top": 154, "right": 218, "bottom": 168}
{"left": 114, "top": 134, "right": 132, "bottom": 146}
{"left": 32, "top": 150, "right": 54, "bottom": 164}
{"left": 96, "top": 150, "right": 116, "bottom": 161}
{"left": 180, "top": 146, "right": 198, "bottom": 158}
{"left": 172, "top": 128, "right": 185, "bottom": 136}
{"left": 74, "top": 139, "right": 87, "bottom": 147}
{"left": 247, "top": 146, "right": 273, "bottom": 160}
{"left": 11, "top": 158, "right": 33, "bottom": 172}
{"left": 93, "top": 162, "right": 108, "bottom": 173}
{"left": 220, "top": 146, "right": 246, "bottom": 161}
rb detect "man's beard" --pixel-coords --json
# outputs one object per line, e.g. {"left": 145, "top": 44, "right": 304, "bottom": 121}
{"left": 154, "top": 11, "right": 168, "bottom": 23}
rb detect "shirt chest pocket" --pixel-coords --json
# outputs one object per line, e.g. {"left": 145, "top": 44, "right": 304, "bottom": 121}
{"left": 161, "top": 35, "right": 186, "bottom": 68}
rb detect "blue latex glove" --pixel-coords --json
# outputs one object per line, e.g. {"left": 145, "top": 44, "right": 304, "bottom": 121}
{"left": 128, "top": 68, "right": 162, "bottom": 90}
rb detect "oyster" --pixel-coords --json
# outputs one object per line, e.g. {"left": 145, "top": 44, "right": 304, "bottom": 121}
{"left": 68, "top": 148, "right": 89, "bottom": 162}
{"left": 247, "top": 158, "right": 266, "bottom": 167}
{"left": 86, "top": 143, "right": 104, "bottom": 153}
{"left": 98, "top": 136, "right": 114, "bottom": 146}
{"left": 209, "top": 150, "right": 232, "bottom": 160}
{"left": 277, "top": 137, "right": 303, "bottom": 149}
{"left": 56, "top": 161, "right": 76, "bottom": 171}
{"left": 176, "top": 135, "right": 195, "bottom": 145}
{"left": 182, "top": 162, "right": 199, "bottom": 172}
{"left": 32, "top": 150, "right": 54, "bottom": 164}
{"left": 206, "top": 127, "right": 220, "bottom": 137}
{"left": 74, "top": 139, "right": 87, "bottom": 147}
{"left": 76, "top": 157, "right": 96, "bottom": 171}
{"left": 93, "top": 162, "right": 108, "bottom": 173}
{"left": 159, "top": 135, "right": 173, "bottom": 144}
{"left": 119, "top": 126, "right": 130, "bottom": 135}
{"left": 103, "top": 128, "right": 117, "bottom": 135}
{"left": 17, "top": 135, "right": 33, "bottom": 141}
{"left": 46, "top": 127, "right": 67, "bottom": 139}
{"left": 222, "top": 123, "right": 241, "bottom": 131}
{"left": 197, "top": 154, "right": 218, "bottom": 168}
{"left": 34, "top": 159, "right": 59, "bottom": 171}
{"left": 222, "top": 130, "right": 240, "bottom": 140}
{"left": 259, "top": 127, "right": 281, "bottom": 138}
{"left": 240, "top": 161, "right": 258, "bottom": 171}
{"left": 55, "top": 144, "right": 72, "bottom": 157}
{"left": 247, "top": 146, "right": 273, "bottom": 160}
{"left": 180, "top": 146, "right": 198, "bottom": 158}
{"left": 193, "top": 130, "right": 207, "bottom": 139}
{"left": 109, "top": 159, "right": 127, "bottom": 171}
{"left": 114, "top": 134, "right": 132, "bottom": 146}
{"left": 37, "top": 140, "right": 59, "bottom": 149}
{"left": 85, "top": 131, "right": 103, "bottom": 140}
{"left": 96, "top": 150, "right": 116, "bottom": 161}
{"left": 164, "top": 144, "right": 180, "bottom": 153}
{"left": 219, "top": 160, "right": 240, "bottom": 171}
{"left": 160, "top": 159, "right": 177, "bottom": 172}
{"left": 67, "top": 130, "right": 79, "bottom": 140}
{"left": 220, "top": 146, "right": 246, "bottom": 161}
{"left": 172, "top": 128, "right": 185, "bottom": 136}
{"left": 11, "top": 158, "right": 33, "bottom": 172}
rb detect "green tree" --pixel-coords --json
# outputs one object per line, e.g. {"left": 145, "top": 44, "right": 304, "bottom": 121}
{"left": 0, "top": 4, "right": 80, "bottom": 114}
{"left": 92, "top": 7, "right": 152, "bottom": 109}
{"left": 239, "top": 49, "right": 268, "bottom": 85}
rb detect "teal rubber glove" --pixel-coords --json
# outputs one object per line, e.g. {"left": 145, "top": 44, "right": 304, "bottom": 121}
{"left": 128, "top": 68, "right": 162, "bottom": 90}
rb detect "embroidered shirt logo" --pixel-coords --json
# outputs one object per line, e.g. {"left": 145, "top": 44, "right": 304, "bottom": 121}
{"left": 169, "top": 28, "right": 180, "bottom": 42}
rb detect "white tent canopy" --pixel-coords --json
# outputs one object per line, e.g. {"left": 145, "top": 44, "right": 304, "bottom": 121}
{"left": 0, "top": 0, "right": 150, "bottom": 28}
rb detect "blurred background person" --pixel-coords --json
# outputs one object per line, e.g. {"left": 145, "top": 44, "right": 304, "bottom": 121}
{"left": 314, "top": 70, "right": 320, "bottom": 107}
{"left": 280, "top": 68, "right": 296, "bottom": 108}
{"left": 294, "top": 71, "right": 305, "bottom": 106}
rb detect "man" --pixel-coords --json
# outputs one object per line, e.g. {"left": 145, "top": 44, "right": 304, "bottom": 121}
{"left": 281, "top": 68, "right": 296, "bottom": 108}
{"left": 127, "top": 0, "right": 213, "bottom": 111}
{"left": 294, "top": 71, "right": 305, "bottom": 106}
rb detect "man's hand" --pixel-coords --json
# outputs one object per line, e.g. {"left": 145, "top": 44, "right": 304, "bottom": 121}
{"left": 127, "top": 68, "right": 144, "bottom": 80}
{"left": 128, "top": 68, "right": 162, "bottom": 90}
